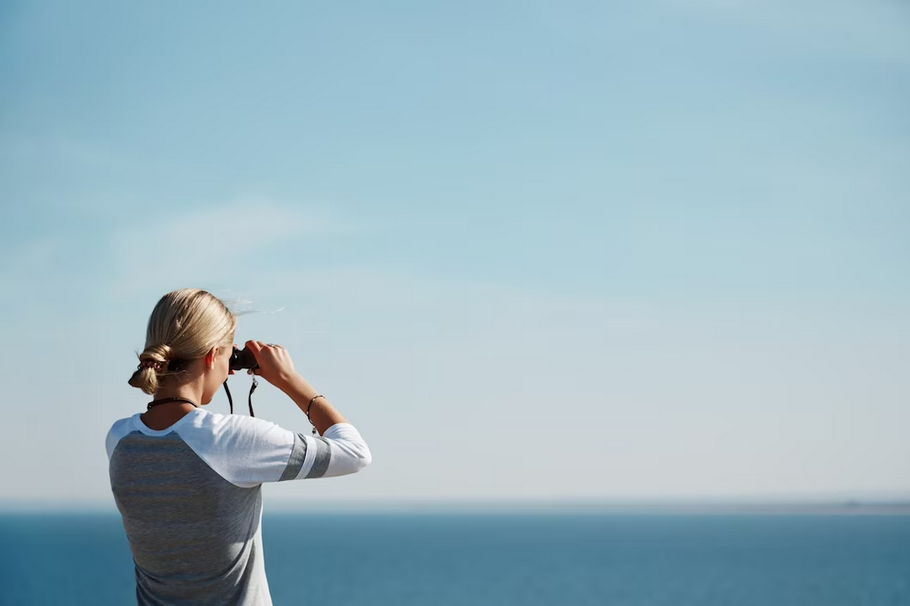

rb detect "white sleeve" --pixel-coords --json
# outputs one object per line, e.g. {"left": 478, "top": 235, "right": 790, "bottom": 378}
{"left": 177, "top": 413, "right": 371, "bottom": 488}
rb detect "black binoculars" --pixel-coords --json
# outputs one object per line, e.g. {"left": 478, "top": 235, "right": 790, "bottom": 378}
{"left": 225, "top": 346, "right": 260, "bottom": 417}
{"left": 229, "top": 346, "right": 259, "bottom": 372}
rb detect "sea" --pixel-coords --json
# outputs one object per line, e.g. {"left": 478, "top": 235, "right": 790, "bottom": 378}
{"left": 1, "top": 512, "right": 909, "bottom": 605}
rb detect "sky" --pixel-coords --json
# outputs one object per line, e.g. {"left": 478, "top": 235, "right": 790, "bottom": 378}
{"left": 0, "top": 0, "right": 908, "bottom": 511}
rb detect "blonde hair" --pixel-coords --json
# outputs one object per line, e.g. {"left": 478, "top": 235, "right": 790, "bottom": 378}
{"left": 128, "top": 289, "right": 237, "bottom": 395}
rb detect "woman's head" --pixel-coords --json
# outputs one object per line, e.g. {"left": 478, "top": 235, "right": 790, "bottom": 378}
{"left": 128, "top": 289, "right": 237, "bottom": 401}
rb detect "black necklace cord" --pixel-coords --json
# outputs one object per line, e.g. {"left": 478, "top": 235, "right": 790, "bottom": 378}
{"left": 222, "top": 378, "right": 257, "bottom": 417}
{"left": 147, "top": 397, "right": 199, "bottom": 411}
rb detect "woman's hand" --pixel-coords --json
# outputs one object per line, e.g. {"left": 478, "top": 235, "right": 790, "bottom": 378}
{"left": 244, "top": 340, "right": 298, "bottom": 390}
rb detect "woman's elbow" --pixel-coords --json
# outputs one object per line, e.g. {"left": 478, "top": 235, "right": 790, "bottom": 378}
{"left": 335, "top": 440, "right": 372, "bottom": 474}
{"left": 354, "top": 445, "right": 373, "bottom": 471}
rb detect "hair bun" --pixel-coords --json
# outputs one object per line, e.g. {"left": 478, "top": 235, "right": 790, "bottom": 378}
{"left": 142, "top": 343, "right": 172, "bottom": 362}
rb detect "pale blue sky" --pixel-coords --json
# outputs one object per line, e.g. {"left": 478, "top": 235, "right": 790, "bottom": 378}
{"left": 1, "top": 0, "right": 908, "bottom": 510}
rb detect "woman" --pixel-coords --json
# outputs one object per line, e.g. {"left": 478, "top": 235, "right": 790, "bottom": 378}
{"left": 106, "top": 288, "right": 372, "bottom": 605}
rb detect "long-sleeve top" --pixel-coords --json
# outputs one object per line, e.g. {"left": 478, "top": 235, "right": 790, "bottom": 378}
{"left": 106, "top": 408, "right": 372, "bottom": 605}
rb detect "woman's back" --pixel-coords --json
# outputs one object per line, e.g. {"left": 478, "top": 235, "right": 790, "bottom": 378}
{"left": 108, "top": 407, "right": 370, "bottom": 605}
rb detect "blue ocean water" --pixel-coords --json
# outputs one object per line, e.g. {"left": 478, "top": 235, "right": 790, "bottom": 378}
{"left": 1, "top": 512, "right": 909, "bottom": 605}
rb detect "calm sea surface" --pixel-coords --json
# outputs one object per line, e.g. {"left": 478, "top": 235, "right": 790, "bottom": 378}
{"left": 1, "top": 512, "right": 908, "bottom": 605}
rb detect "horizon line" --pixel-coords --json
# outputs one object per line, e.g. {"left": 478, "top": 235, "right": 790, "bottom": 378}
{"left": 3, "top": 497, "right": 910, "bottom": 516}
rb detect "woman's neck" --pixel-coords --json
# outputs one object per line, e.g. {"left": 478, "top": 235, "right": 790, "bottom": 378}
{"left": 141, "top": 383, "right": 205, "bottom": 430}
{"left": 152, "top": 377, "right": 205, "bottom": 407}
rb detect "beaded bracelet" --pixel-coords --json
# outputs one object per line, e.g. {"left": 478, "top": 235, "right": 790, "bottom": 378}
{"left": 306, "top": 394, "right": 324, "bottom": 435}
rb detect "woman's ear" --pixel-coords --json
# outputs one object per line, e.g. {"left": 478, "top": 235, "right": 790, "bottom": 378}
{"left": 205, "top": 346, "right": 218, "bottom": 369}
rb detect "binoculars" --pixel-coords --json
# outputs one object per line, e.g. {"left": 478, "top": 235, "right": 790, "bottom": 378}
{"left": 229, "top": 346, "right": 259, "bottom": 372}
{"left": 225, "top": 346, "right": 260, "bottom": 417}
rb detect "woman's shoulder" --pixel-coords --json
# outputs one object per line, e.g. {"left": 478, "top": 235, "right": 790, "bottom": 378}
{"left": 191, "top": 407, "right": 286, "bottom": 432}
{"left": 180, "top": 408, "right": 295, "bottom": 446}
{"left": 105, "top": 414, "right": 140, "bottom": 459}
{"left": 107, "top": 414, "right": 137, "bottom": 434}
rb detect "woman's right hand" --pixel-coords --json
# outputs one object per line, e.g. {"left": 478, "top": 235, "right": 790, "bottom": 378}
{"left": 245, "top": 340, "right": 299, "bottom": 390}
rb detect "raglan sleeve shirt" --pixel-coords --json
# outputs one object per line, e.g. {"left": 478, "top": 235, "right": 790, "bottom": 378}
{"left": 106, "top": 408, "right": 371, "bottom": 606}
